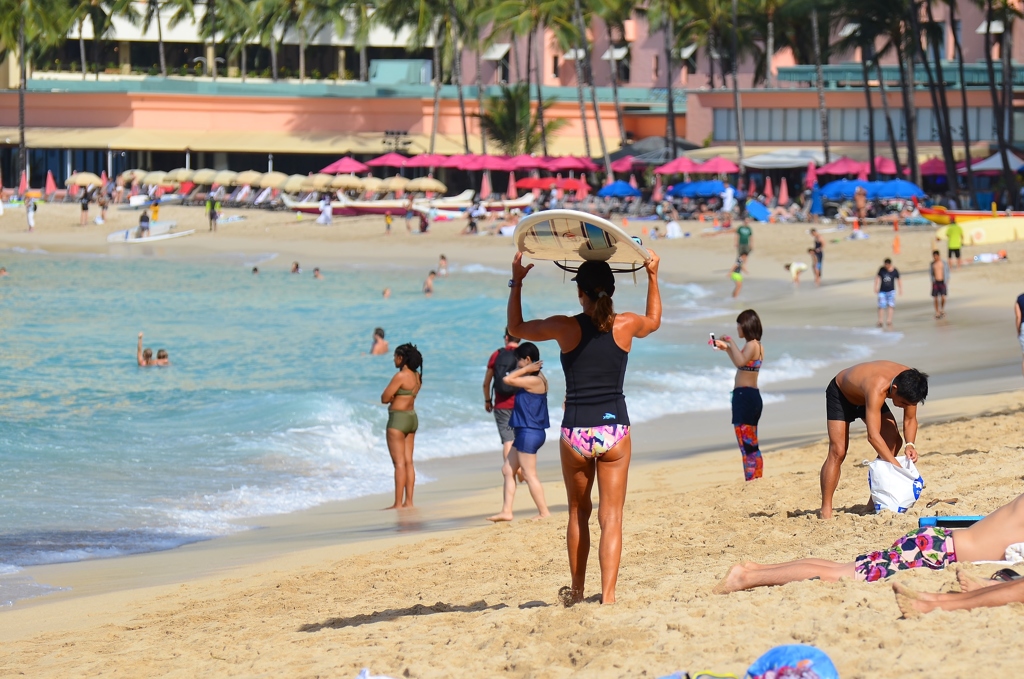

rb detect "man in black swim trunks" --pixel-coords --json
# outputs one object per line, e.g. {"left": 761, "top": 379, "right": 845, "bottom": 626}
{"left": 820, "top": 360, "right": 929, "bottom": 519}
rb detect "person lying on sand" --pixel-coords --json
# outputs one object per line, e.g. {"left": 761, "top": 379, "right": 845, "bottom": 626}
{"left": 820, "top": 361, "right": 928, "bottom": 519}
{"left": 715, "top": 492, "right": 1024, "bottom": 594}
{"left": 893, "top": 567, "right": 1024, "bottom": 617}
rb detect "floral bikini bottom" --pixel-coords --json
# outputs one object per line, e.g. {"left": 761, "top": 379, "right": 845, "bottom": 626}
{"left": 561, "top": 425, "right": 630, "bottom": 459}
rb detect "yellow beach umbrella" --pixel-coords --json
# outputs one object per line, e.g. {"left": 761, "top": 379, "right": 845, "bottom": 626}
{"left": 235, "top": 170, "right": 263, "bottom": 186}
{"left": 360, "top": 176, "right": 384, "bottom": 192}
{"left": 120, "top": 169, "right": 147, "bottom": 183}
{"left": 283, "top": 174, "right": 307, "bottom": 194}
{"left": 166, "top": 168, "right": 192, "bottom": 182}
{"left": 381, "top": 175, "right": 409, "bottom": 193}
{"left": 65, "top": 172, "right": 103, "bottom": 187}
{"left": 259, "top": 171, "right": 289, "bottom": 189}
{"left": 213, "top": 170, "right": 238, "bottom": 186}
{"left": 191, "top": 168, "right": 217, "bottom": 185}
{"left": 331, "top": 174, "right": 364, "bottom": 190}
{"left": 406, "top": 177, "right": 447, "bottom": 193}
{"left": 141, "top": 171, "right": 171, "bottom": 186}
{"left": 301, "top": 173, "right": 335, "bottom": 192}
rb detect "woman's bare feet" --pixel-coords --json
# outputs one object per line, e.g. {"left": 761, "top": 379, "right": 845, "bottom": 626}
{"left": 713, "top": 564, "right": 749, "bottom": 594}
{"left": 892, "top": 582, "right": 934, "bottom": 617}
{"left": 956, "top": 566, "right": 997, "bottom": 592}
{"left": 383, "top": 504, "right": 400, "bottom": 510}
{"left": 558, "top": 585, "right": 584, "bottom": 607}
{"left": 528, "top": 512, "right": 551, "bottom": 521}
{"left": 487, "top": 512, "right": 513, "bottom": 522}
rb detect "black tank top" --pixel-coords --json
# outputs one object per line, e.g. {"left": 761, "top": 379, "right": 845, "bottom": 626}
{"left": 560, "top": 313, "right": 630, "bottom": 428}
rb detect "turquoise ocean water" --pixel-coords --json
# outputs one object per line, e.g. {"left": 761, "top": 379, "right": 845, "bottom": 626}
{"left": 0, "top": 249, "right": 893, "bottom": 605}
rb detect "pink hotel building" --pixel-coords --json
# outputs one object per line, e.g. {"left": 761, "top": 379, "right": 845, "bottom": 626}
{"left": 0, "top": 1, "right": 1020, "bottom": 185}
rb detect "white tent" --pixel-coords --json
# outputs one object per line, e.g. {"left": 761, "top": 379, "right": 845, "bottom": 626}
{"left": 959, "top": 151, "right": 1024, "bottom": 173}
{"left": 743, "top": 149, "right": 826, "bottom": 170}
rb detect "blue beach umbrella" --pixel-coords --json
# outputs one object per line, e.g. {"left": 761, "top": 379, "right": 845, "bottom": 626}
{"left": 876, "top": 179, "right": 925, "bottom": 199}
{"left": 821, "top": 179, "right": 876, "bottom": 200}
{"left": 598, "top": 180, "right": 642, "bottom": 198}
{"left": 666, "top": 179, "right": 726, "bottom": 198}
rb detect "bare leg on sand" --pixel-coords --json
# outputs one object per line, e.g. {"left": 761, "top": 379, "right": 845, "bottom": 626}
{"left": 894, "top": 578, "right": 1024, "bottom": 616}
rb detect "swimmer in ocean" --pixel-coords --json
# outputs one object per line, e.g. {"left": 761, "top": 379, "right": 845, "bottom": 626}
{"left": 137, "top": 332, "right": 155, "bottom": 367}
{"left": 370, "top": 327, "right": 389, "bottom": 355}
{"left": 291, "top": 261, "right": 301, "bottom": 274}
{"left": 423, "top": 271, "right": 436, "bottom": 296}
{"left": 313, "top": 267, "right": 324, "bottom": 279}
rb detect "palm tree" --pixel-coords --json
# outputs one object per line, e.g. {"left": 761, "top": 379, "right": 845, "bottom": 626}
{"left": 573, "top": 0, "right": 612, "bottom": 174}
{"left": 982, "top": 0, "right": 1020, "bottom": 206}
{"left": 645, "top": 0, "right": 681, "bottom": 159}
{"left": 591, "top": 0, "right": 633, "bottom": 146}
{"left": 484, "top": 0, "right": 572, "bottom": 156}
{"left": 218, "top": 0, "right": 258, "bottom": 79}
{"left": 476, "top": 83, "right": 568, "bottom": 155}
{"left": 811, "top": 8, "right": 830, "bottom": 163}
{"left": 0, "top": 0, "right": 68, "bottom": 182}
{"left": 256, "top": 0, "right": 339, "bottom": 82}
{"left": 376, "top": 0, "right": 457, "bottom": 153}
{"left": 947, "top": 0, "right": 976, "bottom": 206}
{"left": 139, "top": 0, "right": 170, "bottom": 75}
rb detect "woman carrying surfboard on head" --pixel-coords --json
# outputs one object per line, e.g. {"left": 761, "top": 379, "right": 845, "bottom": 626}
{"left": 507, "top": 240, "right": 661, "bottom": 607}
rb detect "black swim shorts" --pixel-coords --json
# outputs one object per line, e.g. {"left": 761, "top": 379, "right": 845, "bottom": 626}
{"left": 948, "top": 248, "right": 961, "bottom": 259}
{"left": 826, "top": 378, "right": 892, "bottom": 423}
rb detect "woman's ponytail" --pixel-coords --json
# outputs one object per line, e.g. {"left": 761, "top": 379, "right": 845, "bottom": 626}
{"left": 591, "top": 292, "right": 615, "bottom": 333}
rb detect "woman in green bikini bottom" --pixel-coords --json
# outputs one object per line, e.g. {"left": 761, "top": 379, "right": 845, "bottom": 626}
{"left": 381, "top": 343, "right": 423, "bottom": 509}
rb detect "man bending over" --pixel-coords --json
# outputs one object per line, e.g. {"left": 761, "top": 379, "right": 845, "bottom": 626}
{"left": 820, "top": 361, "right": 929, "bottom": 519}
{"left": 715, "top": 492, "right": 1024, "bottom": 594}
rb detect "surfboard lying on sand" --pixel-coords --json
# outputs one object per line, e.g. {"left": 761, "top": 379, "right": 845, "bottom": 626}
{"left": 107, "top": 221, "right": 194, "bottom": 243}
{"left": 936, "top": 217, "right": 1022, "bottom": 246}
{"left": 514, "top": 210, "right": 650, "bottom": 272}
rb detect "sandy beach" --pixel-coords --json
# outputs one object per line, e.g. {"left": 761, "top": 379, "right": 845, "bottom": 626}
{"left": 2, "top": 202, "right": 1024, "bottom": 677}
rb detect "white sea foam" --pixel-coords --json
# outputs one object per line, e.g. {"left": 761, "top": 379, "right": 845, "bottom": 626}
{"left": 450, "top": 263, "right": 508, "bottom": 276}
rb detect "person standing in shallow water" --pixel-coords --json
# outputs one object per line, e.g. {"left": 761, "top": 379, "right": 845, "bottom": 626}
{"left": 713, "top": 309, "right": 765, "bottom": 481}
{"left": 381, "top": 343, "right": 422, "bottom": 509}
{"left": 507, "top": 251, "right": 661, "bottom": 606}
{"left": 487, "top": 342, "right": 551, "bottom": 522}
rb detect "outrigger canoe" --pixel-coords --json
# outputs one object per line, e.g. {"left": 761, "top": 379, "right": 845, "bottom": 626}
{"left": 282, "top": 191, "right": 536, "bottom": 217}
{"left": 918, "top": 204, "right": 1024, "bottom": 225}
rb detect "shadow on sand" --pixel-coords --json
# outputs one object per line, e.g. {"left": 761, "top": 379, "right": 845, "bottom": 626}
{"left": 299, "top": 600, "right": 508, "bottom": 632}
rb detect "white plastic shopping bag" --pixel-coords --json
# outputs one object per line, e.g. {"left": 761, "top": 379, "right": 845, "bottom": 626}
{"left": 867, "top": 455, "right": 924, "bottom": 513}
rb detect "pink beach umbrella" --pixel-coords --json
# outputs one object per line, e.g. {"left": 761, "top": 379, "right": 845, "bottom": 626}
{"left": 610, "top": 156, "right": 635, "bottom": 173}
{"left": 778, "top": 177, "right": 790, "bottom": 206}
{"left": 919, "top": 157, "right": 946, "bottom": 176}
{"left": 18, "top": 170, "right": 28, "bottom": 195}
{"left": 44, "top": 171, "right": 57, "bottom": 196}
{"left": 507, "top": 171, "right": 518, "bottom": 199}
{"left": 367, "top": 152, "right": 408, "bottom": 168}
{"left": 321, "top": 156, "right": 370, "bottom": 173}
{"left": 100, "top": 170, "right": 108, "bottom": 186}
{"left": 700, "top": 156, "right": 740, "bottom": 174}
{"left": 576, "top": 173, "right": 589, "bottom": 201}
{"left": 873, "top": 156, "right": 897, "bottom": 175}
{"left": 652, "top": 174, "right": 663, "bottom": 202}
{"left": 747, "top": 177, "right": 756, "bottom": 196}
{"left": 764, "top": 176, "right": 774, "bottom": 202}
{"left": 805, "top": 162, "right": 818, "bottom": 188}
{"left": 480, "top": 171, "right": 492, "bottom": 200}
{"left": 405, "top": 154, "right": 447, "bottom": 169}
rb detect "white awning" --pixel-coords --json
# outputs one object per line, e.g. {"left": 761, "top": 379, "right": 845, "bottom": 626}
{"left": 481, "top": 43, "right": 510, "bottom": 61}
{"left": 562, "top": 48, "right": 586, "bottom": 61}
{"left": 600, "top": 46, "right": 629, "bottom": 61}
{"left": 976, "top": 20, "right": 1004, "bottom": 34}
{"left": 679, "top": 44, "right": 698, "bottom": 60}
{"left": 838, "top": 23, "right": 860, "bottom": 38}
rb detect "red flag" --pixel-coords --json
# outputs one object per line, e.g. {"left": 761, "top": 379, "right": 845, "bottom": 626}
{"left": 652, "top": 175, "right": 663, "bottom": 203}
{"left": 45, "top": 171, "right": 57, "bottom": 196}
{"left": 507, "top": 171, "right": 517, "bottom": 199}
{"left": 764, "top": 176, "right": 774, "bottom": 201}
{"left": 18, "top": 170, "right": 28, "bottom": 195}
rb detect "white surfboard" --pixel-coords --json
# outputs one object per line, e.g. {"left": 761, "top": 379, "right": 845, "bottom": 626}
{"left": 513, "top": 210, "right": 650, "bottom": 271}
